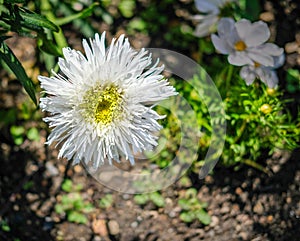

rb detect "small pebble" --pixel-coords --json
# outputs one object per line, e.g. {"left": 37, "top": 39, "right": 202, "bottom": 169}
{"left": 108, "top": 220, "right": 120, "bottom": 236}
{"left": 253, "top": 201, "right": 264, "bottom": 215}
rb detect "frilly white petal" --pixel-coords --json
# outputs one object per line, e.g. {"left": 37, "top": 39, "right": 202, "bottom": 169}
{"left": 38, "top": 32, "right": 177, "bottom": 168}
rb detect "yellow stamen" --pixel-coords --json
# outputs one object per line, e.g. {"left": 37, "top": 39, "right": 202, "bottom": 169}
{"left": 254, "top": 62, "right": 261, "bottom": 68}
{"left": 81, "top": 85, "right": 123, "bottom": 125}
{"left": 234, "top": 41, "right": 247, "bottom": 51}
{"left": 94, "top": 86, "right": 122, "bottom": 124}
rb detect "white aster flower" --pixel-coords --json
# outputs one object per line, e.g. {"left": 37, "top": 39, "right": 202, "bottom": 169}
{"left": 39, "top": 32, "right": 177, "bottom": 168}
{"left": 211, "top": 18, "right": 283, "bottom": 66}
{"left": 240, "top": 54, "right": 285, "bottom": 88}
{"left": 193, "top": 0, "right": 234, "bottom": 37}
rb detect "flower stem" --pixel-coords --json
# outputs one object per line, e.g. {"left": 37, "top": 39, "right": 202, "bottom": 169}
{"left": 226, "top": 64, "right": 234, "bottom": 86}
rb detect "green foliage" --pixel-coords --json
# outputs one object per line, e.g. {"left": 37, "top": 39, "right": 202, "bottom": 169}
{"left": 134, "top": 191, "right": 165, "bottom": 208}
{"left": 0, "top": 0, "right": 97, "bottom": 102}
{"left": 99, "top": 194, "right": 114, "bottom": 209}
{"left": 0, "top": 37, "right": 37, "bottom": 105}
{"left": 10, "top": 125, "right": 25, "bottom": 145}
{"left": 286, "top": 69, "right": 300, "bottom": 94}
{"left": 221, "top": 77, "right": 299, "bottom": 167}
{"left": 55, "top": 179, "right": 93, "bottom": 224}
{"left": 61, "top": 178, "right": 83, "bottom": 193}
{"left": 178, "top": 188, "right": 210, "bottom": 225}
{"left": 0, "top": 1, "right": 58, "bottom": 35}
{"left": 118, "top": 0, "right": 136, "bottom": 18}
{"left": 27, "top": 127, "right": 40, "bottom": 141}
{"left": 0, "top": 219, "right": 11, "bottom": 232}
{"left": 236, "top": 0, "right": 261, "bottom": 21}
{"left": 23, "top": 180, "right": 34, "bottom": 190}
{"left": 9, "top": 125, "right": 40, "bottom": 145}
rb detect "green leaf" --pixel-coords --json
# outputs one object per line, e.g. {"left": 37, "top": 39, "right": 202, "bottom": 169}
{"left": 37, "top": 35, "right": 62, "bottom": 56}
{"left": 55, "top": 204, "right": 65, "bottom": 214}
{"left": 196, "top": 209, "right": 211, "bottom": 225}
{"left": 73, "top": 199, "right": 85, "bottom": 210}
{"left": 178, "top": 199, "right": 191, "bottom": 210}
{"left": 62, "top": 179, "right": 73, "bottom": 192}
{"left": 99, "top": 194, "right": 114, "bottom": 208}
{"left": 128, "top": 18, "right": 147, "bottom": 31}
{"left": 10, "top": 125, "right": 25, "bottom": 136}
{"left": 54, "top": 3, "right": 99, "bottom": 26}
{"left": 0, "top": 39, "right": 37, "bottom": 105}
{"left": 179, "top": 212, "right": 194, "bottom": 223}
{"left": 118, "top": 0, "right": 136, "bottom": 18}
{"left": 82, "top": 203, "right": 94, "bottom": 213}
{"left": 241, "top": 0, "right": 261, "bottom": 21}
{"left": 1, "top": 220, "right": 11, "bottom": 232}
{"left": 27, "top": 127, "right": 40, "bottom": 141}
{"left": 18, "top": 7, "right": 59, "bottom": 32}
{"left": 134, "top": 194, "right": 149, "bottom": 205}
{"left": 149, "top": 192, "right": 165, "bottom": 207}
{"left": 23, "top": 180, "right": 34, "bottom": 190}
{"left": 185, "top": 188, "right": 197, "bottom": 198}
{"left": 68, "top": 210, "right": 88, "bottom": 224}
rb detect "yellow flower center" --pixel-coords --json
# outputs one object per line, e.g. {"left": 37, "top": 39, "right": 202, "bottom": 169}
{"left": 81, "top": 84, "right": 124, "bottom": 125}
{"left": 254, "top": 62, "right": 261, "bottom": 68}
{"left": 234, "top": 41, "right": 247, "bottom": 51}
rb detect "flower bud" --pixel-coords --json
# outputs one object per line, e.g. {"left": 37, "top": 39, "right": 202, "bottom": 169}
{"left": 266, "top": 88, "right": 276, "bottom": 96}
{"left": 260, "top": 104, "right": 272, "bottom": 114}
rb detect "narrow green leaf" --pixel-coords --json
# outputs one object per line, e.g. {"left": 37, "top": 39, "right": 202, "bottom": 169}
{"left": 37, "top": 34, "right": 62, "bottom": 56}
{"left": 54, "top": 3, "right": 99, "bottom": 26}
{"left": 0, "top": 39, "right": 37, "bottom": 105}
{"left": 18, "top": 7, "right": 59, "bottom": 32}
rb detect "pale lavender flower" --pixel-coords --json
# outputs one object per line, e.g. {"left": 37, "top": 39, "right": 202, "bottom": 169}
{"left": 193, "top": 0, "right": 235, "bottom": 37}
{"left": 211, "top": 18, "right": 283, "bottom": 66}
{"left": 240, "top": 54, "right": 285, "bottom": 88}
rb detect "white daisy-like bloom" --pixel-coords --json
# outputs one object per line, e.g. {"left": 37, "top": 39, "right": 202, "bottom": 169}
{"left": 39, "top": 32, "right": 177, "bottom": 167}
{"left": 240, "top": 53, "right": 285, "bottom": 88}
{"left": 193, "top": 0, "right": 234, "bottom": 37}
{"left": 211, "top": 18, "right": 283, "bottom": 66}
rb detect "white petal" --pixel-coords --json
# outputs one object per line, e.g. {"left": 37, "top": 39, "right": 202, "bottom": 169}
{"left": 38, "top": 32, "right": 177, "bottom": 168}
{"left": 217, "top": 17, "right": 235, "bottom": 37}
{"left": 195, "top": 0, "right": 219, "bottom": 13}
{"left": 259, "top": 68, "right": 279, "bottom": 88}
{"left": 194, "top": 15, "right": 219, "bottom": 37}
{"left": 240, "top": 66, "right": 256, "bottom": 85}
{"left": 256, "top": 43, "right": 284, "bottom": 57}
{"left": 211, "top": 34, "right": 232, "bottom": 54}
{"left": 247, "top": 49, "right": 274, "bottom": 67}
{"left": 217, "top": 18, "right": 240, "bottom": 48}
{"left": 228, "top": 52, "right": 253, "bottom": 66}
{"left": 273, "top": 53, "right": 285, "bottom": 68}
{"left": 236, "top": 19, "right": 270, "bottom": 47}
